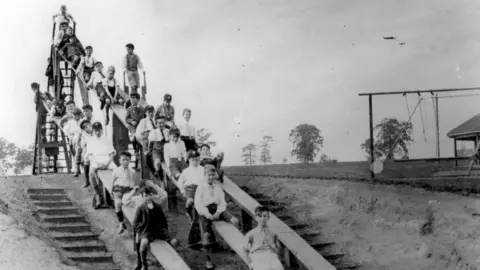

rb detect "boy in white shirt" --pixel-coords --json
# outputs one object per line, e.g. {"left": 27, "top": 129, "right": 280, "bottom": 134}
{"left": 112, "top": 151, "right": 138, "bottom": 234}
{"left": 77, "top": 45, "right": 96, "bottom": 83}
{"left": 178, "top": 108, "right": 198, "bottom": 151}
{"left": 244, "top": 206, "right": 284, "bottom": 270}
{"left": 178, "top": 150, "right": 204, "bottom": 223}
{"left": 78, "top": 120, "right": 93, "bottom": 188}
{"left": 163, "top": 128, "right": 187, "bottom": 180}
{"left": 135, "top": 105, "right": 156, "bottom": 155}
{"left": 146, "top": 115, "right": 170, "bottom": 186}
{"left": 85, "top": 122, "right": 116, "bottom": 209}
{"left": 86, "top": 61, "right": 107, "bottom": 109}
{"left": 194, "top": 164, "right": 239, "bottom": 269}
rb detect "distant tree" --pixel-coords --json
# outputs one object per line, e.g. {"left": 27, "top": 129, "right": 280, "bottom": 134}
{"left": 289, "top": 124, "right": 324, "bottom": 163}
{"left": 13, "top": 144, "right": 34, "bottom": 175}
{"left": 196, "top": 128, "right": 216, "bottom": 147}
{"left": 241, "top": 143, "right": 257, "bottom": 165}
{"left": 361, "top": 117, "right": 414, "bottom": 160}
{"left": 457, "top": 144, "right": 474, "bottom": 157}
{"left": 282, "top": 157, "right": 288, "bottom": 164}
{"left": 259, "top": 136, "right": 274, "bottom": 165}
{"left": 0, "top": 138, "right": 17, "bottom": 176}
{"left": 320, "top": 153, "right": 330, "bottom": 162}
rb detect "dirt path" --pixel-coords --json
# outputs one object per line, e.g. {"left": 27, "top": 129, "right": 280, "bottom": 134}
{"left": 0, "top": 174, "right": 247, "bottom": 270}
{"left": 232, "top": 175, "right": 480, "bottom": 270}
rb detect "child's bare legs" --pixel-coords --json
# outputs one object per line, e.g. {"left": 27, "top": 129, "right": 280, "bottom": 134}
{"left": 468, "top": 159, "right": 475, "bottom": 176}
{"left": 113, "top": 191, "right": 126, "bottom": 233}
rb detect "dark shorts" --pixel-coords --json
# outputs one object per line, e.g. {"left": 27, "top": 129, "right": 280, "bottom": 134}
{"left": 151, "top": 149, "right": 165, "bottom": 162}
{"left": 112, "top": 185, "right": 133, "bottom": 195}
{"left": 198, "top": 204, "right": 233, "bottom": 246}
{"left": 181, "top": 136, "right": 198, "bottom": 151}
{"left": 137, "top": 229, "right": 171, "bottom": 243}
{"left": 169, "top": 158, "right": 187, "bottom": 176}
{"left": 471, "top": 153, "right": 480, "bottom": 160}
{"left": 184, "top": 185, "right": 197, "bottom": 200}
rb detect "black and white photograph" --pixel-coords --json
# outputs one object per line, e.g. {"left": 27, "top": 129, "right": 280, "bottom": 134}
{"left": 1, "top": 0, "right": 480, "bottom": 269}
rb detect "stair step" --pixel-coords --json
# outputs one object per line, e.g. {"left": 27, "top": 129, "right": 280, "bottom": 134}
{"left": 248, "top": 193, "right": 266, "bottom": 199}
{"left": 310, "top": 241, "right": 335, "bottom": 250}
{"left": 299, "top": 232, "right": 320, "bottom": 241}
{"left": 27, "top": 188, "right": 65, "bottom": 194}
{"left": 37, "top": 206, "right": 80, "bottom": 215}
{"left": 33, "top": 200, "right": 73, "bottom": 207}
{"left": 324, "top": 254, "right": 345, "bottom": 262}
{"left": 64, "top": 251, "right": 113, "bottom": 263}
{"left": 51, "top": 231, "right": 98, "bottom": 242}
{"left": 29, "top": 194, "right": 69, "bottom": 201}
{"left": 40, "top": 214, "right": 86, "bottom": 224}
{"left": 46, "top": 222, "right": 91, "bottom": 233}
{"left": 60, "top": 241, "right": 107, "bottom": 252}
{"left": 335, "top": 261, "right": 362, "bottom": 270}
{"left": 284, "top": 222, "right": 309, "bottom": 230}
{"left": 85, "top": 262, "right": 121, "bottom": 270}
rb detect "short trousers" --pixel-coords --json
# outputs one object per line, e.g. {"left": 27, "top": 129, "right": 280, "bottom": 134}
{"left": 136, "top": 229, "right": 171, "bottom": 244}
{"left": 198, "top": 204, "right": 233, "bottom": 246}
{"left": 184, "top": 185, "right": 197, "bottom": 200}
{"left": 151, "top": 149, "right": 165, "bottom": 163}
{"left": 112, "top": 185, "right": 133, "bottom": 195}
{"left": 180, "top": 136, "right": 198, "bottom": 151}
{"left": 126, "top": 70, "right": 140, "bottom": 89}
{"left": 169, "top": 158, "right": 187, "bottom": 176}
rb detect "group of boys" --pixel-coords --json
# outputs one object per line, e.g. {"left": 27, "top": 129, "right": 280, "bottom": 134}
{"left": 37, "top": 5, "right": 285, "bottom": 270}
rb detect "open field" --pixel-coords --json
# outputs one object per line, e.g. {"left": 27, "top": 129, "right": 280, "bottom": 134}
{"left": 229, "top": 173, "right": 480, "bottom": 270}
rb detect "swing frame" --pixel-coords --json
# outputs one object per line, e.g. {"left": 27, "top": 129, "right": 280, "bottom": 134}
{"left": 358, "top": 87, "right": 480, "bottom": 179}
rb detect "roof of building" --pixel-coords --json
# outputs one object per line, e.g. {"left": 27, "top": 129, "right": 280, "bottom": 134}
{"left": 447, "top": 113, "right": 480, "bottom": 139}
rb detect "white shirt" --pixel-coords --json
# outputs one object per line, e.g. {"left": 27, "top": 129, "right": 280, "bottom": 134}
{"left": 178, "top": 166, "right": 205, "bottom": 194}
{"left": 164, "top": 140, "right": 187, "bottom": 166}
{"left": 135, "top": 117, "right": 155, "bottom": 139}
{"left": 63, "top": 118, "right": 81, "bottom": 140}
{"left": 86, "top": 71, "right": 105, "bottom": 88}
{"left": 148, "top": 128, "right": 170, "bottom": 142}
{"left": 85, "top": 135, "right": 116, "bottom": 165}
{"left": 194, "top": 183, "right": 227, "bottom": 218}
{"left": 112, "top": 166, "right": 136, "bottom": 187}
{"left": 53, "top": 12, "right": 75, "bottom": 25}
{"left": 78, "top": 55, "right": 97, "bottom": 74}
{"left": 178, "top": 119, "right": 197, "bottom": 139}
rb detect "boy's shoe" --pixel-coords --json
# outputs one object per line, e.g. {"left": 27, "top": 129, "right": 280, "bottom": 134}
{"left": 118, "top": 222, "right": 126, "bottom": 234}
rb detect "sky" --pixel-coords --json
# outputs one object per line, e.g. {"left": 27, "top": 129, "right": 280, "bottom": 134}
{"left": 1, "top": 0, "right": 480, "bottom": 166}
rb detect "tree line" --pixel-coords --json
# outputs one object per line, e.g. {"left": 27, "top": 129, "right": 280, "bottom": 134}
{"left": 0, "top": 138, "right": 34, "bottom": 176}
{"left": 239, "top": 116, "right": 420, "bottom": 165}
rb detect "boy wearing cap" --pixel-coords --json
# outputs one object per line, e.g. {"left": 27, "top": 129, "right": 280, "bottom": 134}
{"left": 132, "top": 185, "right": 177, "bottom": 270}
{"left": 125, "top": 93, "right": 145, "bottom": 169}
{"left": 123, "top": 43, "right": 145, "bottom": 98}
{"left": 155, "top": 94, "right": 175, "bottom": 128}
{"left": 146, "top": 115, "right": 170, "bottom": 185}
{"left": 163, "top": 129, "right": 187, "bottom": 180}
{"left": 77, "top": 119, "right": 94, "bottom": 187}
{"left": 58, "top": 31, "right": 85, "bottom": 70}
{"left": 244, "top": 206, "right": 284, "bottom": 270}
{"left": 135, "top": 105, "right": 156, "bottom": 155}
{"left": 178, "top": 108, "right": 198, "bottom": 151}
{"left": 85, "top": 122, "right": 116, "bottom": 209}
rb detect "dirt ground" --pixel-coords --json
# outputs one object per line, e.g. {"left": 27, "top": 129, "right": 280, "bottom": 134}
{"left": 231, "top": 175, "right": 480, "bottom": 270}
{"left": 0, "top": 174, "right": 247, "bottom": 270}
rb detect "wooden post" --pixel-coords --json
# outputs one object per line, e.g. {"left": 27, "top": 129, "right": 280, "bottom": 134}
{"left": 241, "top": 210, "right": 253, "bottom": 234}
{"left": 369, "top": 95, "right": 374, "bottom": 179}
{"left": 283, "top": 245, "right": 299, "bottom": 269}
{"left": 435, "top": 94, "right": 440, "bottom": 158}
{"left": 454, "top": 139, "right": 458, "bottom": 168}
